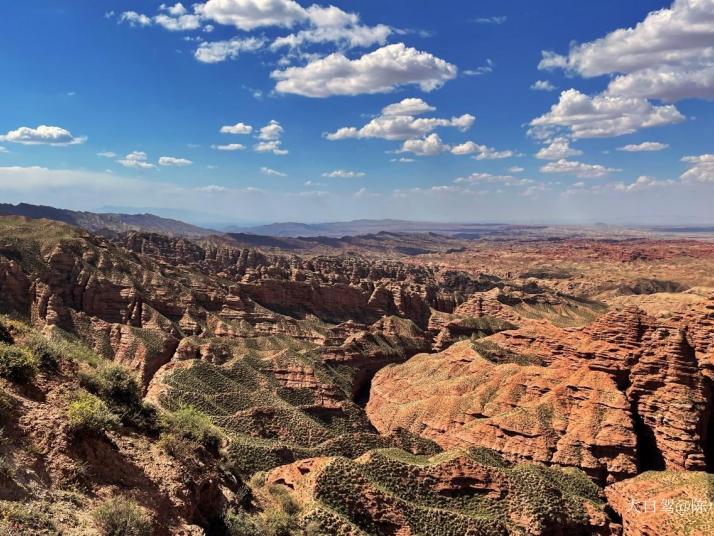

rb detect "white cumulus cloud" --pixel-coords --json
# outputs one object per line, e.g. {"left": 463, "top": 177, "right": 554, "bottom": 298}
{"left": 540, "top": 159, "right": 619, "bottom": 178}
{"left": 194, "top": 36, "right": 265, "bottom": 63}
{"left": 271, "top": 43, "right": 457, "bottom": 97}
{"left": 158, "top": 156, "right": 193, "bottom": 167}
{"left": 538, "top": 0, "right": 714, "bottom": 102}
{"left": 254, "top": 140, "right": 288, "bottom": 155}
{"left": 220, "top": 122, "right": 253, "bottom": 135}
{"left": 119, "top": 11, "right": 152, "bottom": 27}
{"left": 617, "top": 141, "right": 669, "bottom": 152}
{"left": 535, "top": 137, "right": 582, "bottom": 160}
{"left": 258, "top": 120, "right": 284, "bottom": 141}
{"left": 381, "top": 98, "right": 436, "bottom": 117}
{"left": 398, "top": 133, "right": 449, "bottom": 156}
{"left": 197, "top": 0, "right": 307, "bottom": 30}
{"left": 614, "top": 175, "right": 673, "bottom": 192}
{"left": 0, "top": 125, "right": 86, "bottom": 146}
{"left": 260, "top": 166, "right": 286, "bottom": 176}
{"left": 196, "top": 184, "right": 228, "bottom": 193}
{"left": 117, "top": 151, "right": 157, "bottom": 169}
{"left": 680, "top": 154, "right": 714, "bottom": 182}
{"left": 531, "top": 80, "right": 557, "bottom": 91}
{"left": 326, "top": 99, "right": 473, "bottom": 141}
{"left": 450, "top": 141, "right": 514, "bottom": 160}
{"left": 212, "top": 143, "right": 246, "bottom": 151}
{"left": 529, "top": 89, "right": 684, "bottom": 139}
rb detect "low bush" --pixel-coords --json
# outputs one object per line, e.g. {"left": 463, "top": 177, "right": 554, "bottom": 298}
{"left": 0, "top": 500, "right": 56, "bottom": 534}
{"left": 80, "top": 363, "right": 158, "bottom": 433}
{"left": 124, "top": 401, "right": 160, "bottom": 435}
{"left": 0, "top": 389, "right": 14, "bottom": 419}
{"left": 0, "top": 343, "right": 37, "bottom": 384}
{"left": 67, "top": 391, "right": 119, "bottom": 434}
{"left": 92, "top": 496, "right": 152, "bottom": 536}
{"left": 261, "top": 508, "right": 295, "bottom": 536}
{"left": 23, "top": 334, "right": 60, "bottom": 372}
{"left": 160, "top": 406, "right": 221, "bottom": 454}
{"left": 223, "top": 506, "right": 298, "bottom": 536}
{"left": 81, "top": 364, "right": 142, "bottom": 408}
{"left": 157, "top": 433, "right": 197, "bottom": 459}
{"left": 224, "top": 509, "right": 263, "bottom": 536}
{"left": 269, "top": 485, "right": 301, "bottom": 516}
{"left": 0, "top": 322, "right": 14, "bottom": 344}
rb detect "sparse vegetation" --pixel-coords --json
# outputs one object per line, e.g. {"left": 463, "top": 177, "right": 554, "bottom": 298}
{"left": 80, "top": 363, "right": 159, "bottom": 433}
{"left": 472, "top": 339, "right": 543, "bottom": 366}
{"left": 0, "top": 343, "right": 38, "bottom": 384}
{"left": 23, "top": 334, "right": 60, "bottom": 372}
{"left": 269, "top": 485, "right": 301, "bottom": 516}
{"left": 224, "top": 509, "right": 264, "bottom": 536}
{"left": 261, "top": 508, "right": 296, "bottom": 536}
{"left": 0, "top": 388, "right": 15, "bottom": 420}
{"left": 46, "top": 330, "right": 104, "bottom": 367}
{"left": 92, "top": 497, "right": 152, "bottom": 536}
{"left": 159, "top": 406, "right": 222, "bottom": 456}
{"left": 66, "top": 391, "right": 119, "bottom": 434}
{"left": 0, "top": 500, "right": 58, "bottom": 535}
{"left": 81, "top": 363, "right": 142, "bottom": 407}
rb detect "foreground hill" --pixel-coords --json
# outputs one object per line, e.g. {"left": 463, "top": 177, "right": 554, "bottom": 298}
{"left": 1, "top": 215, "right": 713, "bottom": 535}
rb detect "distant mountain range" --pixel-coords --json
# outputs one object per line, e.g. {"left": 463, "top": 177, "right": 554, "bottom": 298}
{"left": 229, "top": 219, "right": 516, "bottom": 237}
{"left": 3, "top": 203, "right": 711, "bottom": 244}
{"left": 0, "top": 203, "right": 214, "bottom": 237}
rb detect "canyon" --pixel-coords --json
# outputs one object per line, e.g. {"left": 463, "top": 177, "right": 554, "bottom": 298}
{"left": 1, "top": 213, "right": 713, "bottom": 535}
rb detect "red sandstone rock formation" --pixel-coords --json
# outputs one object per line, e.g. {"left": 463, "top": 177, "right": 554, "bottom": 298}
{"left": 367, "top": 341, "right": 638, "bottom": 483}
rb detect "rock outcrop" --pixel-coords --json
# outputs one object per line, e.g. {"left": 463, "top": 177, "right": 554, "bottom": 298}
{"left": 368, "top": 300, "right": 714, "bottom": 482}
{"left": 367, "top": 340, "right": 638, "bottom": 483}
{"left": 606, "top": 471, "right": 714, "bottom": 536}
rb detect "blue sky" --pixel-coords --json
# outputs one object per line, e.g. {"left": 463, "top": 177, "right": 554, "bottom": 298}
{"left": 1, "top": 0, "right": 713, "bottom": 226}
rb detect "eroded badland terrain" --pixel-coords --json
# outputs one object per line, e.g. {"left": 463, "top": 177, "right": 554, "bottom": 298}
{"left": 1, "top": 214, "right": 714, "bottom": 535}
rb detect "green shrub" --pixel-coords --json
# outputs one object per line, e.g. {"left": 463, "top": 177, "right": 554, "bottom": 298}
{"left": 92, "top": 497, "right": 152, "bottom": 536}
{"left": 0, "top": 500, "right": 56, "bottom": 534}
{"left": 0, "top": 389, "right": 14, "bottom": 419}
{"left": 157, "top": 433, "right": 197, "bottom": 459}
{"left": 262, "top": 508, "right": 295, "bottom": 536}
{"left": 0, "top": 343, "right": 37, "bottom": 384}
{"left": 0, "top": 323, "right": 14, "bottom": 344}
{"left": 161, "top": 406, "right": 221, "bottom": 453}
{"left": 124, "top": 401, "right": 160, "bottom": 435}
{"left": 269, "top": 485, "right": 301, "bottom": 516}
{"left": 23, "top": 334, "right": 60, "bottom": 372}
{"left": 80, "top": 364, "right": 158, "bottom": 433}
{"left": 81, "top": 364, "right": 142, "bottom": 408}
{"left": 67, "top": 391, "right": 119, "bottom": 434}
{"left": 224, "top": 509, "right": 263, "bottom": 536}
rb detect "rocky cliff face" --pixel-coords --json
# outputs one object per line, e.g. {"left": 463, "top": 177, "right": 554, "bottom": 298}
{"left": 368, "top": 300, "right": 714, "bottom": 484}
{"left": 367, "top": 340, "right": 638, "bottom": 484}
